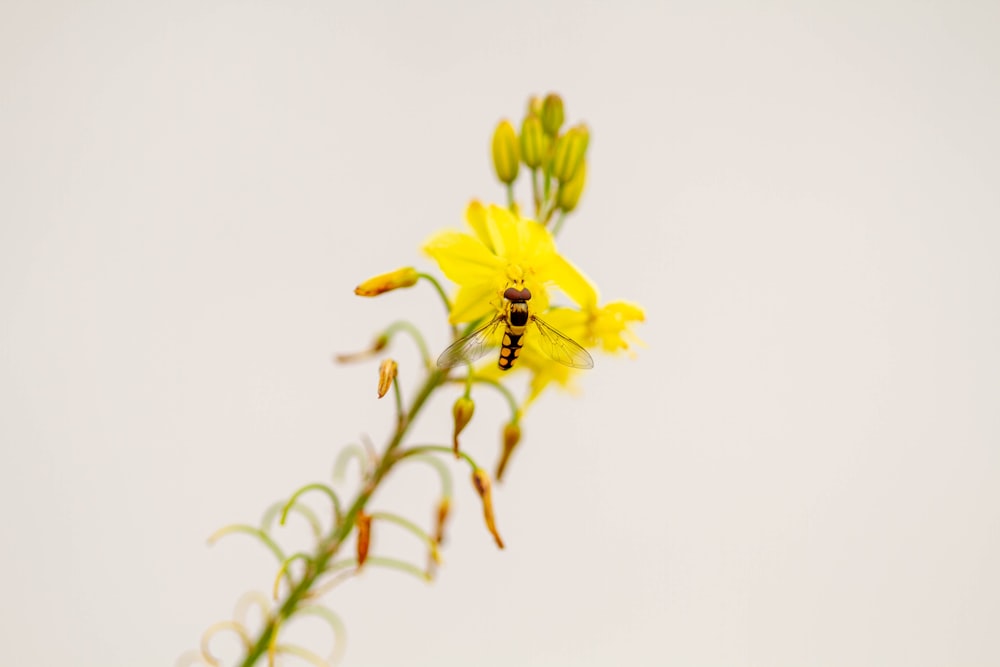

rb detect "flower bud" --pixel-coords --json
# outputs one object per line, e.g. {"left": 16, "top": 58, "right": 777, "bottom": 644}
{"left": 491, "top": 120, "right": 520, "bottom": 185}
{"left": 471, "top": 469, "right": 504, "bottom": 549}
{"left": 550, "top": 124, "right": 589, "bottom": 183}
{"left": 377, "top": 358, "right": 397, "bottom": 398}
{"left": 526, "top": 95, "right": 543, "bottom": 117}
{"left": 494, "top": 421, "right": 521, "bottom": 482}
{"left": 452, "top": 396, "right": 475, "bottom": 455}
{"left": 354, "top": 267, "right": 419, "bottom": 297}
{"left": 540, "top": 93, "right": 565, "bottom": 137}
{"left": 556, "top": 159, "right": 587, "bottom": 213}
{"left": 356, "top": 511, "right": 372, "bottom": 569}
{"left": 520, "top": 114, "right": 547, "bottom": 169}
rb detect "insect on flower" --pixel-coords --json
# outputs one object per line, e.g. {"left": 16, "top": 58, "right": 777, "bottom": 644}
{"left": 437, "top": 287, "right": 594, "bottom": 371}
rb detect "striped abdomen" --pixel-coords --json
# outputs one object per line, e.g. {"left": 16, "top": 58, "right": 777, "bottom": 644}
{"left": 498, "top": 329, "right": 524, "bottom": 371}
{"left": 498, "top": 301, "right": 529, "bottom": 371}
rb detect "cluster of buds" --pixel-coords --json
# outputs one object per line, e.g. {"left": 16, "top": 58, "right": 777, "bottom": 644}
{"left": 491, "top": 93, "right": 590, "bottom": 220}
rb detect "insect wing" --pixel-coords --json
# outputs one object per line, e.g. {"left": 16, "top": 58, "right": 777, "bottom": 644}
{"left": 530, "top": 316, "right": 594, "bottom": 369}
{"left": 436, "top": 316, "right": 505, "bottom": 369}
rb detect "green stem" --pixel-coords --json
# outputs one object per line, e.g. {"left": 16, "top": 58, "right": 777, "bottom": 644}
{"left": 531, "top": 167, "right": 541, "bottom": 218}
{"left": 392, "top": 374, "right": 405, "bottom": 430}
{"left": 382, "top": 320, "right": 433, "bottom": 368}
{"left": 238, "top": 368, "right": 448, "bottom": 667}
{"left": 417, "top": 273, "right": 454, "bottom": 319}
{"left": 551, "top": 210, "right": 568, "bottom": 237}
{"left": 397, "top": 444, "right": 482, "bottom": 473}
{"left": 453, "top": 375, "right": 521, "bottom": 423}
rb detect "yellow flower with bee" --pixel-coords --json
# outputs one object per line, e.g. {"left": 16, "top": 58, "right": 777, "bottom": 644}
{"left": 425, "top": 200, "right": 644, "bottom": 403}
{"left": 425, "top": 201, "right": 595, "bottom": 372}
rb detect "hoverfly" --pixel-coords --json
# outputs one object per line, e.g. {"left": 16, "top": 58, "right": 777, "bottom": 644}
{"left": 437, "top": 286, "right": 594, "bottom": 371}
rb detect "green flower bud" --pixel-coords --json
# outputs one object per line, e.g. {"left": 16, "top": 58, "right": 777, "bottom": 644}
{"left": 540, "top": 93, "right": 565, "bottom": 137}
{"left": 520, "top": 115, "right": 547, "bottom": 169}
{"left": 556, "top": 159, "right": 586, "bottom": 213}
{"left": 550, "top": 124, "right": 589, "bottom": 182}
{"left": 491, "top": 120, "right": 520, "bottom": 185}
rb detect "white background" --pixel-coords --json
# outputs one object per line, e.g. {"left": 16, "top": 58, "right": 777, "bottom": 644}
{"left": 2, "top": 2, "right": 999, "bottom": 665}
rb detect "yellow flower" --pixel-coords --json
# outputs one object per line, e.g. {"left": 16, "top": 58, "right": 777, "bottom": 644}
{"left": 504, "top": 290, "right": 645, "bottom": 404}
{"left": 543, "top": 301, "right": 646, "bottom": 355}
{"left": 423, "top": 202, "right": 592, "bottom": 324}
{"left": 542, "top": 267, "right": 646, "bottom": 354}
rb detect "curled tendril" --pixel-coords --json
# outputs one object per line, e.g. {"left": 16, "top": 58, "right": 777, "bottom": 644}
{"left": 208, "top": 525, "right": 291, "bottom": 586}
{"left": 273, "top": 552, "right": 313, "bottom": 600}
{"left": 280, "top": 483, "right": 343, "bottom": 530}
{"left": 276, "top": 643, "right": 329, "bottom": 667}
{"left": 381, "top": 319, "right": 433, "bottom": 368}
{"left": 178, "top": 593, "right": 274, "bottom": 667}
{"left": 307, "top": 568, "right": 358, "bottom": 600}
{"left": 297, "top": 604, "right": 348, "bottom": 665}
{"left": 262, "top": 499, "right": 323, "bottom": 539}
{"left": 400, "top": 453, "right": 454, "bottom": 500}
{"left": 396, "top": 444, "right": 483, "bottom": 473}
{"left": 200, "top": 621, "right": 252, "bottom": 667}
{"left": 330, "top": 556, "right": 431, "bottom": 583}
{"left": 333, "top": 444, "right": 370, "bottom": 484}
{"left": 175, "top": 650, "right": 211, "bottom": 667}
{"left": 233, "top": 591, "right": 273, "bottom": 632}
{"left": 370, "top": 511, "right": 441, "bottom": 566}
{"left": 310, "top": 554, "right": 431, "bottom": 601}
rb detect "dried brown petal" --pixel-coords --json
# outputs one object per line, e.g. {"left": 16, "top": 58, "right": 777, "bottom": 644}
{"left": 356, "top": 512, "right": 372, "bottom": 568}
{"left": 471, "top": 469, "right": 504, "bottom": 549}
{"left": 377, "top": 359, "right": 398, "bottom": 398}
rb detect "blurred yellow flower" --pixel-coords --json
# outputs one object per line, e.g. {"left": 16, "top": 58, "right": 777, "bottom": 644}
{"left": 544, "top": 301, "right": 646, "bottom": 355}
{"left": 510, "top": 298, "right": 645, "bottom": 404}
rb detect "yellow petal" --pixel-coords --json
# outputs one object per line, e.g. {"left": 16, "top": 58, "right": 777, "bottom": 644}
{"left": 450, "top": 284, "right": 498, "bottom": 324}
{"left": 424, "top": 231, "right": 504, "bottom": 285}
{"left": 487, "top": 205, "right": 520, "bottom": 259}
{"left": 465, "top": 201, "right": 494, "bottom": 251}
{"left": 593, "top": 300, "right": 646, "bottom": 352}
{"left": 545, "top": 254, "right": 597, "bottom": 308}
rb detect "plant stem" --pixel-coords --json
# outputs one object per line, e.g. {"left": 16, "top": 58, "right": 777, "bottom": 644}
{"left": 238, "top": 368, "right": 448, "bottom": 667}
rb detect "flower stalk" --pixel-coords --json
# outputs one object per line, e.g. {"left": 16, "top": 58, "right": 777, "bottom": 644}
{"left": 188, "top": 92, "right": 644, "bottom": 667}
